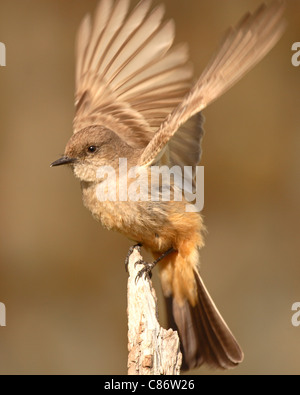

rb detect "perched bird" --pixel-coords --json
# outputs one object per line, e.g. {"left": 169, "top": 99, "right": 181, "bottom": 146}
{"left": 52, "top": 0, "right": 286, "bottom": 370}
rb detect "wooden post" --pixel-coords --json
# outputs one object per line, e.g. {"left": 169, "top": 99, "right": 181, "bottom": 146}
{"left": 127, "top": 247, "right": 182, "bottom": 375}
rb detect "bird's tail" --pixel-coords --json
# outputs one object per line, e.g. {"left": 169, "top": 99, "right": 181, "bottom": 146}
{"left": 165, "top": 269, "right": 244, "bottom": 370}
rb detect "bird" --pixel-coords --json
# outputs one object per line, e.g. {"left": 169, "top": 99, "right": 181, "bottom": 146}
{"left": 51, "top": 0, "right": 286, "bottom": 370}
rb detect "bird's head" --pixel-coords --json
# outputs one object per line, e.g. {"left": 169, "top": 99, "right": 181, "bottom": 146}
{"left": 51, "top": 126, "right": 133, "bottom": 183}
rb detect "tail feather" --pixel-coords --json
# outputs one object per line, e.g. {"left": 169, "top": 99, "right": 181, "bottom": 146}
{"left": 167, "top": 270, "right": 244, "bottom": 371}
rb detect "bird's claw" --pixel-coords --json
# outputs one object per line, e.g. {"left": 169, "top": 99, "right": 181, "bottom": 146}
{"left": 135, "top": 260, "right": 155, "bottom": 284}
{"left": 125, "top": 243, "right": 142, "bottom": 272}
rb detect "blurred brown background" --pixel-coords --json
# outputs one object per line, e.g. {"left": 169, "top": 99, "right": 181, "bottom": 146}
{"left": 0, "top": 0, "right": 299, "bottom": 375}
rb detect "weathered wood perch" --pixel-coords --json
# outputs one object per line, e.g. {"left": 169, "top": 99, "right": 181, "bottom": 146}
{"left": 127, "top": 247, "right": 182, "bottom": 375}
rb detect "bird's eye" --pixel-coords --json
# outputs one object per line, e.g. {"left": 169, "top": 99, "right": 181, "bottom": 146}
{"left": 87, "top": 146, "right": 97, "bottom": 154}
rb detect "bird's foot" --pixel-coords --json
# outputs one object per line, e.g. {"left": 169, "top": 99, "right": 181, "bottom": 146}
{"left": 125, "top": 243, "right": 142, "bottom": 272}
{"left": 135, "top": 247, "right": 176, "bottom": 283}
{"left": 135, "top": 260, "right": 156, "bottom": 283}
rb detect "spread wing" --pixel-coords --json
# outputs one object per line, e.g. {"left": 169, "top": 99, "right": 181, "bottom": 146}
{"left": 140, "top": 0, "right": 286, "bottom": 166}
{"left": 73, "top": 0, "right": 194, "bottom": 149}
{"left": 154, "top": 113, "right": 205, "bottom": 190}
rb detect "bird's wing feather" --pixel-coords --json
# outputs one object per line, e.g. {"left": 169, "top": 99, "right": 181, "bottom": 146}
{"left": 139, "top": 0, "right": 286, "bottom": 166}
{"left": 160, "top": 113, "right": 205, "bottom": 168}
{"left": 155, "top": 113, "right": 205, "bottom": 190}
{"left": 74, "top": 0, "right": 193, "bottom": 149}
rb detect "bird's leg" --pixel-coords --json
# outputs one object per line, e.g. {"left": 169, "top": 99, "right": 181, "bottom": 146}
{"left": 125, "top": 243, "right": 143, "bottom": 272}
{"left": 135, "top": 247, "right": 176, "bottom": 283}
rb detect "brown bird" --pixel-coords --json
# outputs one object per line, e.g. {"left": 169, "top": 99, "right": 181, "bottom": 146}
{"left": 51, "top": 0, "right": 286, "bottom": 370}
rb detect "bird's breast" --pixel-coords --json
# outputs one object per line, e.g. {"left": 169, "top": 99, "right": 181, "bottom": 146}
{"left": 80, "top": 180, "right": 186, "bottom": 252}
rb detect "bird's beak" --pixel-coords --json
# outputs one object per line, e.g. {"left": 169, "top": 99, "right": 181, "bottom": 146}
{"left": 50, "top": 157, "right": 77, "bottom": 167}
